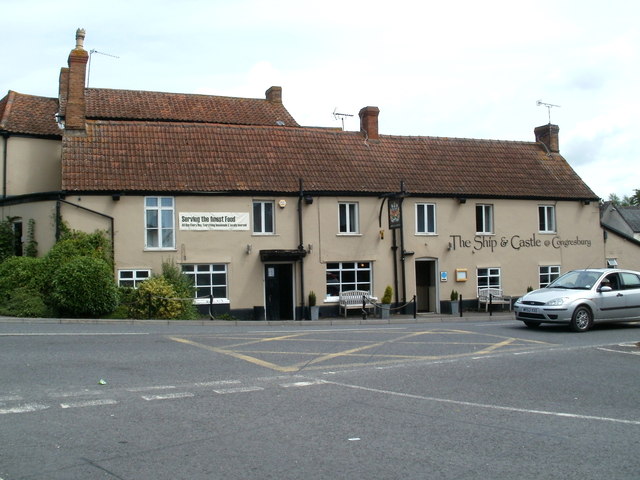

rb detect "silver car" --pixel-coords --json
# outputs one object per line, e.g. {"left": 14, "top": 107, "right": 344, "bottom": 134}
{"left": 514, "top": 268, "right": 640, "bottom": 332}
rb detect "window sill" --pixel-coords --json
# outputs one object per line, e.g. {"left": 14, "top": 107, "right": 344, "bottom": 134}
{"left": 336, "top": 233, "right": 362, "bottom": 237}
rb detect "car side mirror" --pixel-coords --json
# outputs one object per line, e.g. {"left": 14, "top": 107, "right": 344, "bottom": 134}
{"left": 599, "top": 285, "right": 612, "bottom": 292}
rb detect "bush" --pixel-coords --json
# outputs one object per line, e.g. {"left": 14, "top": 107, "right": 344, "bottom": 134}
{"left": 0, "top": 256, "right": 46, "bottom": 300}
{"left": 127, "top": 276, "right": 190, "bottom": 320}
{"left": 0, "top": 286, "right": 51, "bottom": 317}
{"left": 44, "top": 230, "right": 112, "bottom": 271}
{"left": 381, "top": 285, "right": 393, "bottom": 304}
{"left": 50, "top": 256, "right": 118, "bottom": 317}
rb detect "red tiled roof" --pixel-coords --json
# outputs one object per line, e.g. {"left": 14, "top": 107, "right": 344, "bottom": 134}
{"left": 62, "top": 120, "right": 598, "bottom": 200}
{"left": 84, "top": 88, "right": 299, "bottom": 127}
{"left": 0, "top": 91, "right": 61, "bottom": 137}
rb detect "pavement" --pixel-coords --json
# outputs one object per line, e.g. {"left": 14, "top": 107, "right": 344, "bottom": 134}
{"left": 0, "top": 310, "right": 515, "bottom": 326}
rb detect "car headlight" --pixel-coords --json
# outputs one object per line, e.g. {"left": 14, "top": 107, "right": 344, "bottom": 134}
{"left": 546, "top": 297, "right": 569, "bottom": 306}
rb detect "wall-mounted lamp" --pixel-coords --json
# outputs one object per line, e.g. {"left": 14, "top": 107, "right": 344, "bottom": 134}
{"left": 304, "top": 195, "right": 313, "bottom": 205}
{"left": 379, "top": 229, "right": 385, "bottom": 240}
{"left": 112, "top": 193, "right": 121, "bottom": 201}
{"left": 458, "top": 197, "right": 467, "bottom": 204}
{"left": 447, "top": 242, "right": 452, "bottom": 251}
{"left": 246, "top": 244, "right": 252, "bottom": 254}
{"left": 582, "top": 200, "right": 591, "bottom": 205}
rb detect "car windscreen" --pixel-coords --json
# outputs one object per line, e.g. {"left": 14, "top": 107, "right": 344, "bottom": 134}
{"left": 547, "top": 271, "right": 600, "bottom": 290}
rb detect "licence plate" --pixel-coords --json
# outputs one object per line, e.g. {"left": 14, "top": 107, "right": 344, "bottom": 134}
{"left": 522, "top": 307, "right": 539, "bottom": 313}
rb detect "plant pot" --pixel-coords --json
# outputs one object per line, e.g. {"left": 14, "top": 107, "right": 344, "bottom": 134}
{"left": 450, "top": 301, "right": 459, "bottom": 315}
{"left": 380, "top": 304, "right": 391, "bottom": 319}
{"left": 310, "top": 305, "right": 319, "bottom": 321}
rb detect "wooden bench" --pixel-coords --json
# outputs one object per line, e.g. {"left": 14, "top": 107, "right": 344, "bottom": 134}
{"left": 478, "top": 288, "right": 511, "bottom": 311}
{"left": 339, "top": 290, "right": 375, "bottom": 317}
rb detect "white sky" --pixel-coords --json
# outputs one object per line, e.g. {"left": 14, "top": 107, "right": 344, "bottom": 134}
{"left": 3, "top": 0, "right": 638, "bottom": 199}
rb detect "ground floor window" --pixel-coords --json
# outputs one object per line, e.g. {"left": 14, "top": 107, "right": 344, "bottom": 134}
{"left": 182, "top": 264, "right": 228, "bottom": 300}
{"left": 539, "top": 265, "right": 560, "bottom": 288}
{"left": 477, "top": 267, "right": 501, "bottom": 295}
{"left": 118, "top": 269, "right": 151, "bottom": 288}
{"left": 326, "top": 262, "right": 372, "bottom": 299}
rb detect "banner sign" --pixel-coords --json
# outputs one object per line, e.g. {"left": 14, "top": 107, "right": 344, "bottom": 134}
{"left": 388, "top": 197, "right": 402, "bottom": 229}
{"left": 179, "top": 212, "right": 250, "bottom": 231}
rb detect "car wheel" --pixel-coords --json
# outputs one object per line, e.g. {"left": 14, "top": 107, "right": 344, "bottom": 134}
{"left": 523, "top": 320, "right": 541, "bottom": 328}
{"left": 570, "top": 306, "right": 593, "bottom": 332}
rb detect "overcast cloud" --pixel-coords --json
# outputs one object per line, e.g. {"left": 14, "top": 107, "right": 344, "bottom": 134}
{"left": 3, "top": 0, "right": 638, "bottom": 199}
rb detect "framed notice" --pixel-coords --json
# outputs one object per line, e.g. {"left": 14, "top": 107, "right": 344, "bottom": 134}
{"left": 455, "top": 269, "right": 468, "bottom": 282}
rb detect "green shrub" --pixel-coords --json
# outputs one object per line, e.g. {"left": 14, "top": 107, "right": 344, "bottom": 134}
{"left": 0, "top": 256, "right": 46, "bottom": 300}
{"left": 0, "top": 286, "right": 51, "bottom": 317}
{"left": 0, "top": 220, "right": 17, "bottom": 262}
{"left": 381, "top": 285, "right": 393, "bottom": 304}
{"left": 24, "top": 219, "right": 38, "bottom": 257}
{"left": 51, "top": 256, "right": 118, "bottom": 317}
{"left": 128, "top": 276, "right": 189, "bottom": 320}
{"left": 44, "top": 230, "right": 112, "bottom": 271}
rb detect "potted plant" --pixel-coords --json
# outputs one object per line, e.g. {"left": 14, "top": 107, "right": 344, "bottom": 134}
{"left": 380, "top": 285, "right": 393, "bottom": 319}
{"left": 450, "top": 289, "right": 459, "bottom": 315}
{"left": 308, "top": 291, "right": 319, "bottom": 320}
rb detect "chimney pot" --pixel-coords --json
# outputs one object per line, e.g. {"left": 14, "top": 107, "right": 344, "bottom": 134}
{"left": 534, "top": 124, "right": 560, "bottom": 153}
{"left": 75, "top": 28, "right": 86, "bottom": 49}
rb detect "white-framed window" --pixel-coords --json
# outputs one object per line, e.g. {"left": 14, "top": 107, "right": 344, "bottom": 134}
{"left": 477, "top": 267, "right": 500, "bottom": 295}
{"left": 475, "top": 204, "right": 493, "bottom": 235}
{"left": 145, "top": 196, "right": 175, "bottom": 249}
{"left": 538, "top": 205, "right": 556, "bottom": 233}
{"left": 416, "top": 203, "right": 436, "bottom": 234}
{"left": 339, "top": 202, "right": 359, "bottom": 234}
{"left": 253, "top": 200, "right": 274, "bottom": 234}
{"left": 118, "top": 269, "right": 151, "bottom": 288}
{"left": 539, "top": 265, "right": 560, "bottom": 288}
{"left": 326, "top": 262, "right": 371, "bottom": 299}
{"left": 182, "top": 264, "right": 228, "bottom": 300}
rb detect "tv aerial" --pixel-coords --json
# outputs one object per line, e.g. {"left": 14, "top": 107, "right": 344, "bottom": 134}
{"left": 536, "top": 100, "right": 560, "bottom": 124}
{"left": 87, "top": 49, "right": 120, "bottom": 87}
{"left": 333, "top": 108, "right": 354, "bottom": 130}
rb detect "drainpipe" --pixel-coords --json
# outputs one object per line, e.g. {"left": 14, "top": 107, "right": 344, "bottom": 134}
{"left": 2, "top": 132, "right": 8, "bottom": 199}
{"left": 298, "top": 178, "right": 306, "bottom": 320}
{"left": 399, "top": 181, "right": 407, "bottom": 306}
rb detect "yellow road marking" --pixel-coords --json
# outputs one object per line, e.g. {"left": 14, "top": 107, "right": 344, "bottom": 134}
{"left": 169, "top": 330, "right": 555, "bottom": 372}
{"left": 168, "top": 336, "right": 298, "bottom": 372}
{"left": 473, "top": 337, "right": 516, "bottom": 355}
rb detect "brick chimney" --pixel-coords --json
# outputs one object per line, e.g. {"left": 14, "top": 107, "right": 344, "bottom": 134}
{"left": 265, "top": 86, "right": 282, "bottom": 103}
{"left": 63, "top": 28, "right": 89, "bottom": 131}
{"left": 534, "top": 124, "right": 560, "bottom": 153}
{"left": 359, "top": 106, "right": 380, "bottom": 140}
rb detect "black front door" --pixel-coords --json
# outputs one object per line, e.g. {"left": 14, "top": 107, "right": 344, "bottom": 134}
{"left": 265, "top": 264, "right": 294, "bottom": 320}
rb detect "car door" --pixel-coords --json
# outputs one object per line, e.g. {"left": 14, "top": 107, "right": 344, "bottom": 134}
{"left": 619, "top": 272, "right": 640, "bottom": 319}
{"left": 595, "top": 273, "right": 626, "bottom": 320}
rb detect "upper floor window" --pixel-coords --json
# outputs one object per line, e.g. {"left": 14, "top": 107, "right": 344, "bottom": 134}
{"left": 538, "top": 205, "right": 556, "bottom": 233}
{"left": 339, "top": 202, "right": 359, "bottom": 234}
{"left": 539, "top": 265, "right": 560, "bottom": 288}
{"left": 416, "top": 203, "right": 436, "bottom": 234}
{"left": 475, "top": 204, "right": 493, "bottom": 234}
{"left": 145, "top": 197, "right": 175, "bottom": 249}
{"left": 253, "top": 200, "right": 274, "bottom": 234}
